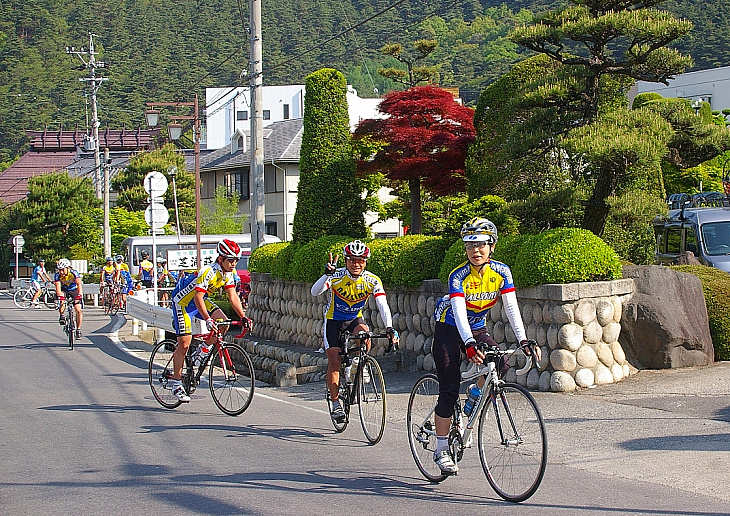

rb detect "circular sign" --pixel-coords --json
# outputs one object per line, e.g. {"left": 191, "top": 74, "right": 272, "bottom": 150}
{"left": 144, "top": 203, "right": 170, "bottom": 228}
{"left": 143, "top": 171, "right": 168, "bottom": 197}
{"left": 12, "top": 235, "right": 25, "bottom": 246}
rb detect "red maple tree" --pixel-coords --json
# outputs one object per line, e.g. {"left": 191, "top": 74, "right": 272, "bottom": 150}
{"left": 354, "top": 86, "right": 475, "bottom": 234}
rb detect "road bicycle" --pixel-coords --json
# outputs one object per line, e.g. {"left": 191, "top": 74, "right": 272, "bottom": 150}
{"left": 325, "top": 330, "right": 396, "bottom": 445}
{"left": 407, "top": 341, "right": 547, "bottom": 502}
{"left": 13, "top": 282, "right": 56, "bottom": 309}
{"left": 101, "top": 281, "right": 122, "bottom": 315}
{"left": 58, "top": 297, "right": 81, "bottom": 350}
{"left": 148, "top": 319, "right": 255, "bottom": 416}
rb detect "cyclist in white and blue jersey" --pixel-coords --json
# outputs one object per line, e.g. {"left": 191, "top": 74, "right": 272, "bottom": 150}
{"left": 30, "top": 259, "right": 52, "bottom": 308}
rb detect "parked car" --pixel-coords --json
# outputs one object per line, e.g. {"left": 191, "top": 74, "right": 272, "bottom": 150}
{"left": 653, "top": 205, "right": 730, "bottom": 272}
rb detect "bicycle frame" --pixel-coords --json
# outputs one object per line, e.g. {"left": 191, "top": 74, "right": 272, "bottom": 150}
{"left": 185, "top": 322, "right": 243, "bottom": 390}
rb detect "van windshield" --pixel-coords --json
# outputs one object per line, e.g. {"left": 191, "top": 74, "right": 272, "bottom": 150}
{"left": 701, "top": 222, "right": 730, "bottom": 255}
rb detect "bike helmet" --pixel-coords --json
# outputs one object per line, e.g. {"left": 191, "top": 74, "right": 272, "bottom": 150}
{"left": 114, "top": 254, "right": 124, "bottom": 262}
{"left": 38, "top": 258, "right": 45, "bottom": 263}
{"left": 461, "top": 217, "right": 498, "bottom": 244}
{"left": 217, "top": 238, "right": 242, "bottom": 259}
{"left": 141, "top": 250, "right": 149, "bottom": 259}
{"left": 57, "top": 258, "right": 71, "bottom": 269}
{"left": 158, "top": 256, "right": 167, "bottom": 263}
{"left": 343, "top": 240, "right": 371, "bottom": 260}
{"left": 105, "top": 256, "right": 113, "bottom": 262}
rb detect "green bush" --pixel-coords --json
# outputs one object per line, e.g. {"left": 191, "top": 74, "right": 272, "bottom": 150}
{"left": 439, "top": 239, "right": 466, "bottom": 284}
{"left": 672, "top": 265, "right": 730, "bottom": 360}
{"left": 443, "top": 195, "right": 508, "bottom": 239}
{"left": 631, "top": 91, "right": 663, "bottom": 110}
{"left": 291, "top": 235, "right": 351, "bottom": 283}
{"left": 491, "top": 234, "right": 532, "bottom": 274}
{"left": 389, "top": 235, "right": 451, "bottom": 287}
{"left": 248, "top": 242, "right": 290, "bottom": 274}
{"left": 271, "top": 242, "right": 300, "bottom": 281}
{"left": 504, "top": 187, "right": 584, "bottom": 234}
{"left": 601, "top": 191, "right": 666, "bottom": 265}
{"left": 512, "top": 228, "right": 622, "bottom": 288}
{"left": 366, "top": 237, "right": 403, "bottom": 285}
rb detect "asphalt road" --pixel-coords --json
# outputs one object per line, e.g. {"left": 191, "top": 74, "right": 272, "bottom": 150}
{"left": 1, "top": 295, "right": 729, "bottom": 516}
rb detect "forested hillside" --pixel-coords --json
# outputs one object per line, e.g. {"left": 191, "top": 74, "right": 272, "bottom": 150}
{"left": 1, "top": 0, "right": 728, "bottom": 163}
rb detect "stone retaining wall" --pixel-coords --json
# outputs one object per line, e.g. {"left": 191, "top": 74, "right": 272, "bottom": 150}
{"left": 247, "top": 273, "right": 635, "bottom": 392}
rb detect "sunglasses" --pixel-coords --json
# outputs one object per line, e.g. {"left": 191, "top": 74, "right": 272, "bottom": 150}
{"left": 225, "top": 257, "right": 239, "bottom": 263}
{"left": 464, "top": 241, "right": 489, "bottom": 250}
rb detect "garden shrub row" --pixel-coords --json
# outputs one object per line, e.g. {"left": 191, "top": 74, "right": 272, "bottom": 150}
{"left": 671, "top": 265, "right": 730, "bottom": 360}
{"left": 251, "top": 227, "right": 623, "bottom": 290}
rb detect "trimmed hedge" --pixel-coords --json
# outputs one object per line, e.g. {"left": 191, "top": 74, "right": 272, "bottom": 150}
{"left": 247, "top": 242, "right": 290, "bottom": 274}
{"left": 389, "top": 235, "right": 451, "bottom": 287}
{"left": 291, "top": 235, "right": 352, "bottom": 284}
{"left": 671, "top": 265, "right": 730, "bottom": 360}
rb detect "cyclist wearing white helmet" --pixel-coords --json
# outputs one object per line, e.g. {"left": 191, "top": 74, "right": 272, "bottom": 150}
{"left": 54, "top": 258, "right": 84, "bottom": 339}
{"left": 430, "top": 217, "right": 540, "bottom": 474}
{"left": 311, "top": 239, "right": 399, "bottom": 422}
{"left": 168, "top": 239, "right": 250, "bottom": 402}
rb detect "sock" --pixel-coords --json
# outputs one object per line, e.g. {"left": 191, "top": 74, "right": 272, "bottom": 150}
{"left": 436, "top": 436, "right": 448, "bottom": 454}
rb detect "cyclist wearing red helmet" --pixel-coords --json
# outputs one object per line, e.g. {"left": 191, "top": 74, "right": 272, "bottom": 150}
{"left": 168, "top": 238, "right": 250, "bottom": 402}
{"left": 311, "top": 239, "right": 399, "bottom": 422}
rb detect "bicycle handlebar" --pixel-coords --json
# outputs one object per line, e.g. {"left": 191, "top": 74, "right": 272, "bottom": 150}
{"left": 461, "top": 342, "right": 536, "bottom": 381}
{"left": 340, "top": 330, "right": 399, "bottom": 355}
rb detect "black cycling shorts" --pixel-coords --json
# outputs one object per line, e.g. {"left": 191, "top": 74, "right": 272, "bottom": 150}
{"left": 323, "top": 317, "right": 366, "bottom": 350}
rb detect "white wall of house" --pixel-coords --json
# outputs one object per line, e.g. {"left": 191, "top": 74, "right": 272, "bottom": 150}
{"left": 631, "top": 65, "right": 730, "bottom": 112}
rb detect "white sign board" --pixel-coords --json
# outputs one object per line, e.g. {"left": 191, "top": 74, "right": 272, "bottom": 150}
{"left": 144, "top": 203, "right": 170, "bottom": 228}
{"left": 166, "top": 248, "right": 217, "bottom": 270}
{"left": 143, "top": 171, "right": 168, "bottom": 197}
{"left": 11, "top": 235, "right": 25, "bottom": 246}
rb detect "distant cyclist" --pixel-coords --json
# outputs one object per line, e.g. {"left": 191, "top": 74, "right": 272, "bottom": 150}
{"left": 168, "top": 239, "right": 250, "bottom": 402}
{"left": 311, "top": 240, "right": 399, "bottom": 423}
{"left": 54, "top": 258, "right": 84, "bottom": 340}
{"left": 431, "top": 217, "right": 540, "bottom": 474}
{"left": 30, "top": 258, "right": 52, "bottom": 309}
{"left": 99, "top": 256, "right": 119, "bottom": 296}
{"left": 138, "top": 250, "right": 154, "bottom": 288}
{"left": 116, "top": 255, "right": 133, "bottom": 310}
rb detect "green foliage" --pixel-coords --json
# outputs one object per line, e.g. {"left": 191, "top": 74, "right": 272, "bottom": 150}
{"left": 291, "top": 68, "right": 366, "bottom": 243}
{"left": 601, "top": 191, "right": 668, "bottom": 265}
{"left": 672, "top": 265, "right": 730, "bottom": 360}
{"left": 291, "top": 235, "right": 352, "bottom": 284}
{"left": 443, "top": 195, "right": 509, "bottom": 239}
{"left": 389, "top": 236, "right": 450, "bottom": 287}
{"left": 202, "top": 185, "right": 246, "bottom": 235}
{"left": 439, "top": 239, "right": 466, "bottom": 285}
{"left": 110, "top": 207, "right": 147, "bottom": 253}
{"left": 631, "top": 92, "right": 664, "bottom": 110}
{"left": 511, "top": 228, "right": 623, "bottom": 288}
{"left": 248, "top": 242, "right": 290, "bottom": 274}
{"left": 377, "top": 40, "right": 440, "bottom": 88}
{"left": 270, "top": 242, "right": 300, "bottom": 281}
{"left": 503, "top": 188, "right": 584, "bottom": 235}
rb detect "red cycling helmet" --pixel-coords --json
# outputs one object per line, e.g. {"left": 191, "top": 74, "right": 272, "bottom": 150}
{"left": 217, "top": 239, "right": 242, "bottom": 259}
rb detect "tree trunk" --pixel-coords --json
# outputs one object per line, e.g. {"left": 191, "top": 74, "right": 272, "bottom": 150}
{"left": 409, "top": 177, "right": 422, "bottom": 234}
{"left": 582, "top": 165, "right": 619, "bottom": 236}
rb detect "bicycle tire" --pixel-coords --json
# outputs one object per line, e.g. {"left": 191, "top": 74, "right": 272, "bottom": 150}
{"left": 109, "top": 291, "right": 121, "bottom": 316}
{"left": 358, "top": 356, "right": 387, "bottom": 445}
{"left": 66, "top": 307, "right": 75, "bottom": 350}
{"left": 102, "top": 289, "right": 111, "bottom": 314}
{"left": 148, "top": 339, "right": 182, "bottom": 409}
{"left": 13, "top": 288, "right": 32, "bottom": 308}
{"left": 407, "top": 374, "right": 450, "bottom": 483}
{"left": 42, "top": 289, "right": 57, "bottom": 309}
{"left": 477, "top": 382, "right": 547, "bottom": 503}
{"left": 208, "top": 342, "right": 255, "bottom": 416}
{"left": 326, "top": 375, "right": 350, "bottom": 432}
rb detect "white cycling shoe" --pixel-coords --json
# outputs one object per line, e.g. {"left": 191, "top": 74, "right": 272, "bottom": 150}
{"left": 434, "top": 450, "right": 459, "bottom": 474}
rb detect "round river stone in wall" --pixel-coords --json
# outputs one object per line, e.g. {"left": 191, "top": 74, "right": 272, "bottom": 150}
{"left": 558, "top": 323, "right": 583, "bottom": 351}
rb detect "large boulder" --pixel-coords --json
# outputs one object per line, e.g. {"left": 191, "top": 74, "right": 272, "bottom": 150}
{"left": 620, "top": 265, "right": 714, "bottom": 368}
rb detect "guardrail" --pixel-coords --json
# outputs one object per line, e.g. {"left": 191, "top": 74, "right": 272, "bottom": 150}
{"left": 126, "top": 288, "right": 205, "bottom": 337}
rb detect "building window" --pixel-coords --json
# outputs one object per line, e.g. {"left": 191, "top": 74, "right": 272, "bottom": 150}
{"left": 283, "top": 104, "right": 290, "bottom": 120}
{"left": 265, "top": 221, "right": 277, "bottom": 236}
{"left": 227, "top": 171, "right": 250, "bottom": 200}
{"left": 264, "top": 166, "right": 283, "bottom": 193}
{"left": 237, "top": 110, "right": 248, "bottom": 121}
{"left": 263, "top": 110, "right": 271, "bottom": 120}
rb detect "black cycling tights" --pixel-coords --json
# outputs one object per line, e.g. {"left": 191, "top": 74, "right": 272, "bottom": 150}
{"left": 432, "top": 322, "right": 464, "bottom": 419}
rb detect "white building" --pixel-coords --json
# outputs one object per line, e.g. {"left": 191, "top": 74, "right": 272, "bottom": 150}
{"left": 202, "top": 85, "right": 399, "bottom": 241}
{"left": 631, "top": 65, "right": 730, "bottom": 112}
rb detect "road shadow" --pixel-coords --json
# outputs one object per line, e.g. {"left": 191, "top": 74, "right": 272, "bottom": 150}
{"left": 620, "top": 432, "right": 730, "bottom": 452}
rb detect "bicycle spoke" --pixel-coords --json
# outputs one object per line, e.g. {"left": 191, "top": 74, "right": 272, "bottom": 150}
{"left": 148, "top": 339, "right": 182, "bottom": 409}
{"left": 478, "top": 383, "right": 547, "bottom": 502}
{"left": 326, "top": 373, "right": 350, "bottom": 432}
{"left": 407, "top": 374, "right": 449, "bottom": 482}
{"left": 358, "top": 356, "right": 386, "bottom": 445}
{"left": 209, "top": 342, "right": 254, "bottom": 416}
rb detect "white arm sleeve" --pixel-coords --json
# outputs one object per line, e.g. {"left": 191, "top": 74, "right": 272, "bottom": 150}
{"left": 502, "top": 290, "right": 527, "bottom": 342}
{"left": 451, "top": 296, "right": 474, "bottom": 344}
{"left": 375, "top": 295, "right": 393, "bottom": 328}
{"left": 310, "top": 275, "right": 330, "bottom": 296}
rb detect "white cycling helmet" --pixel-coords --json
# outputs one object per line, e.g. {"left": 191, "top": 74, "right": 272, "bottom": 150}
{"left": 461, "top": 217, "right": 498, "bottom": 244}
{"left": 343, "top": 240, "right": 371, "bottom": 259}
{"left": 57, "top": 258, "right": 71, "bottom": 269}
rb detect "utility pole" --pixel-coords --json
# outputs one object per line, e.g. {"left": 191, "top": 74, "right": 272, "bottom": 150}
{"left": 103, "top": 148, "right": 111, "bottom": 257}
{"left": 66, "top": 33, "right": 108, "bottom": 200}
{"left": 249, "top": 0, "right": 265, "bottom": 250}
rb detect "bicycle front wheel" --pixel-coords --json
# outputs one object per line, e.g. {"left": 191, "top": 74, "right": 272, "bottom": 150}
{"left": 42, "top": 289, "right": 57, "bottom": 309}
{"left": 13, "top": 288, "right": 32, "bottom": 308}
{"left": 209, "top": 342, "right": 255, "bottom": 416}
{"left": 148, "top": 339, "right": 182, "bottom": 409}
{"left": 66, "top": 310, "right": 75, "bottom": 350}
{"left": 478, "top": 383, "right": 547, "bottom": 503}
{"left": 407, "top": 374, "right": 449, "bottom": 483}
{"left": 326, "top": 376, "right": 350, "bottom": 432}
{"left": 109, "top": 291, "right": 121, "bottom": 316}
{"left": 358, "top": 356, "right": 386, "bottom": 445}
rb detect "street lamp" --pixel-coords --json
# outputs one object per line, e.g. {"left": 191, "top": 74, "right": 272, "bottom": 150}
{"left": 145, "top": 96, "right": 202, "bottom": 267}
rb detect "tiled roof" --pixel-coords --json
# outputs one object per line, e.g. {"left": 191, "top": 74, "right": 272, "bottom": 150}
{"left": 0, "top": 151, "right": 77, "bottom": 205}
{"left": 201, "top": 118, "right": 303, "bottom": 171}
{"left": 27, "top": 127, "right": 159, "bottom": 151}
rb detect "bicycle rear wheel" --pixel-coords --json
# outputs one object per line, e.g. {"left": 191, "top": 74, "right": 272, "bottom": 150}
{"left": 102, "top": 289, "right": 111, "bottom": 314}
{"left": 407, "top": 374, "right": 449, "bottom": 483}
{"left": 478, "top": 383, "right": 547, "bottom": 503}
{"left": 66, "top": 308, "right": 75, "bottom": 350}
{"left": 326, "top": 375, "right": 350, "bottom": 432}
{"left": 208, "top": 342, "right": 255, "bottom": 416}
{"left": 358, "top": 356, "right": 386, "bottom": 445}
{"left": 13, "top": 288, "right": 32, "bottom": 308}
{"left": 148, "top": 339, "right": 182, "bottom": 409}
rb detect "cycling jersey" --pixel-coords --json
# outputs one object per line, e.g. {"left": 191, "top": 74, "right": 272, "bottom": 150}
{"left": 434, "top": 259, "right": 516, "bottom": 330}
{"left": 116, "top": 262, "right": 129, "bottom": 273}
{"left": 55, "top": 269, "right": 81, "bottom": 292}
{"left": 31, "top": 265, "right": 47, "bottom": 282}
{"left": 171, "top": 263, "right": 237, "bottom": 334}
{"left": 101, "top": 264, "right": 118, "bottom": 283}
{"left": 120, "top": 269, "right": 134, "bottom": 293}
{"left": 139, "top": 259, "right": 154, "bottom": 282}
